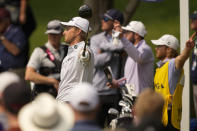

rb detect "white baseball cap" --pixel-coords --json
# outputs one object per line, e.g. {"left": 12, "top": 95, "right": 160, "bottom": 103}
{"left": 61, "top": 17, "right": 89, "bottom": 33}
{"left": 45, "top": 20, "right": 63, "bottom": 34}
{"left": 122, "top": 21, "right": 147, "bottom": 37}
{"left": 151, "top": 34, "right": 179, "bottom": 51}
{"left": 69, "top": 82, "right": 99, "bottom": 112}
{"left": 0, "top": 72, "right": 20, "bottom": 93}
{"left": 18, "top": 93, "right": 74, "bottom": 131}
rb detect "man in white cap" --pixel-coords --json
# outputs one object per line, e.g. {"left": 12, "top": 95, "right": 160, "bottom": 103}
{"left": 110, "top": 21, "right": 154, "bottom": 96}
{"left": 69, "top": 82, "right": 101, "bottom": 131}
{"left": 151, "top": 33, "right": 196, "bottom": 131}
{"left": 25, "top": 20, "right": 68, "bottom": 98}
{"left": 56, "top": 17, "right": 94, "bottom": 102}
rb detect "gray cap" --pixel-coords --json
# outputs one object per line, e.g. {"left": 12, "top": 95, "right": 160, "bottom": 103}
{"left": 45, "top": 20, "right": 63, "bottom": 34}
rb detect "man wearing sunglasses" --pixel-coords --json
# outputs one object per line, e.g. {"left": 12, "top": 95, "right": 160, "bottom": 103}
{"left": 90, "top": 9, "right": 124, "bottom": 127}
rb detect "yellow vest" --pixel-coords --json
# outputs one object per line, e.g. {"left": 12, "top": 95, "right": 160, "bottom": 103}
{"left": 154, "top": 61, "right": 183, "bottom": 130}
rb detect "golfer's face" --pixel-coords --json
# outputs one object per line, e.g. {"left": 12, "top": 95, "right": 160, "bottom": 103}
{"left": 63, "top": 26, "right": 77, "bottom": 43}
{"left": 155, "top": 45, "right": 167, "bottom": 60}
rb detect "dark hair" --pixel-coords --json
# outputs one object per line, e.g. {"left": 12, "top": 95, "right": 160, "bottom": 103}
{"left": 2, "top": 80, "right": 32, "bottom": 115}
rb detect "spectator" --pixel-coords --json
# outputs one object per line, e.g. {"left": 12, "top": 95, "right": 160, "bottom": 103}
{"left": 2, "top": 78, "right": 32, "bottom": 131}
{"left": 131, "top": 88, "right": 165, "bottom": 131}
{"left": 18, "top": 93, "right": 74, "bottom": 131}
{"left": 90, "top": 9, "right": 124, "bottom": 127}
{"left": 0, "top": 0, "right": 37, "bottom": 64}
{"left": 0, "top": 72, "right": 20, "bottom": 131}
{"left": 110, "top": 21, "right": 154, "bottom": 96}
{"left": 151, "top": 33, "right": 195, "bottom": 131}
{"left": 25, "top": 20, "right": 67, "bottom": 98}
{"left": 70, "top": 82, "right": 101, "bottom": 131}
{"left": 0, "top": 8, "right": 26, "bottom": 75}
{"left": 190, "top": 10, "right": 197, "bottom": 118}
{"left": 56, "top": 17, "right": 94, "bottom": 102}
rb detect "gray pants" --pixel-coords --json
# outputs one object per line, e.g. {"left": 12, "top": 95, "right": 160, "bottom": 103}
{"left": 193, "top": 84, "right": 197, "bottom": 117}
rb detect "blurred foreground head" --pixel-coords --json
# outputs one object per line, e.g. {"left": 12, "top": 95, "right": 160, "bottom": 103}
{"left": 134, "top": 88, "right": 164, "bottom": 125}
{"left": 69, "top": 82, "right": 99, "bottom": 120}
{"left": 0, "top": 72, "right": 31, "bottom": 115}
{"left": 18, "top": 93, "right": 74, "bottom": 131}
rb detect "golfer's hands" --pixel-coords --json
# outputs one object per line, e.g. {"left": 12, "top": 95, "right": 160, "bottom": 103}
{"left": 106, "top": 79, "right": 119, "bottom": 88}
{"left": 186, "top": 32, "right": 196, "bottom": 50}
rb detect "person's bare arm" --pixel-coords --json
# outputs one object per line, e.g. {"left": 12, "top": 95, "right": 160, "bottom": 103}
{"left": 25, "top": 67, "right": 59, "bottom": 89}
{"left": 175, "top": 32, "right": 196, "bottom": 70}
{"left": 0, "top": 37, "right": 21, "bottom": 56}
{"left": 19, "top": 0, "right": 27, "bottom": 24}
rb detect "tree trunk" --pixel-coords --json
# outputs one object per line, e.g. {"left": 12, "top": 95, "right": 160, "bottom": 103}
{"left": 83, "top": 0, "right": 139, "bottom": 35}
{"left": 123, "top": 0, "right": 140, "bottom": 26}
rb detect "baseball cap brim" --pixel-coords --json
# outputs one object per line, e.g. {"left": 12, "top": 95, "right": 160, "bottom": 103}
{"left": 122, "top": 26, "right": 133, "bottom": 32}
{"left": 151, "top": 40, "right": 166, "bottom": 46}
{"left": 60, "top": 21, "right": 75, "bottom": 27}
{"left": 45, "top": 29, "right": 62, "bottom": 34}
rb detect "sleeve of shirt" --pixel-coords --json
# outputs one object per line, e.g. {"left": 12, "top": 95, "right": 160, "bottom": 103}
{"left": 27, "top": 48, "right": 43, "bottom": 70}
{"left": 168, "top": 59, "right": 182, "bottom": 94}
{"left": 90, "top": 36, "right": 112, "bottom": 67}
{"left": 121, "top": 37, "right": 153, "bottom": 64}
{"left": 99, "top": 40, "right": 123, "bottom": 52}
{"left": 11, "top": 28, "right": 26, "bottom": 51}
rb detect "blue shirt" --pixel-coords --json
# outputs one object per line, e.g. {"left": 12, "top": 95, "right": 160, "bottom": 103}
{"left": 0, "top": 24, "right": 26, "bottom": 71}
{"left": 71, "top": 120, "right": 101, "bottom": 131}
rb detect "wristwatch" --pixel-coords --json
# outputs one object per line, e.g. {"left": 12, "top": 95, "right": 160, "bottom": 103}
{"left": 0, "top": 35, "right": 5, "bottom": 41}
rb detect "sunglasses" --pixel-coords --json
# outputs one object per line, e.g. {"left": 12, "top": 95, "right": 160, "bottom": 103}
{"left": 103, "top": 16, "right": 112, "bottom": 22}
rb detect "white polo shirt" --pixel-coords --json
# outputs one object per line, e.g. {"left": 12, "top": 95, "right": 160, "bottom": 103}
{"left": 56, "top": 41, "right": 94, "bottom": 102}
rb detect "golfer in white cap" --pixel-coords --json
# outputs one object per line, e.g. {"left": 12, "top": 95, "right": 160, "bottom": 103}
{"left": 57, "top": 17, "right": 94, "bottom": 102}
{"left": 152, "top": 33, "right": 196, "bottom": 130}
{"left": 109, "top": 21, "right": 154, "bottom": 96}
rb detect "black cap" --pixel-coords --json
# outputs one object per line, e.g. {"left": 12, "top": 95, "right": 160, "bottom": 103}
{"left": 190, "top": 10, "right": 197, "bottom": 20}
{"left": 104, "top": 9, "right": 124, "bottom": 24}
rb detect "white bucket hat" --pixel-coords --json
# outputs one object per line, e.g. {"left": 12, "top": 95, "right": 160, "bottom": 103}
{"left": 61, "top": 17, "right": 89, "bottom": 33}
{"left": 122, "top": 21, "right": 147, "bottom": 37}
{"left": 151, "top": 34, "right": 179, "bottom": 51}
{"left": 45, "top": 20, "right": 63, "bottom": 34}
{"left": 69, "top": 82, "right": 99, "bottom": 112}
{"left": 18, "top": 93, "right": 74, "bottom": 131}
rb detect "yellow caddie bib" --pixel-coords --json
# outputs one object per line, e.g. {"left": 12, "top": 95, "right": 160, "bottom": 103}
{"left": 154, "top": 61, "right": 183, "bottom": 130}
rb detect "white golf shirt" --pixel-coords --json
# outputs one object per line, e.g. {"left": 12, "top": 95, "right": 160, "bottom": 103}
{"left": 56, "top": 41, "right": 94, "bottom": 102}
